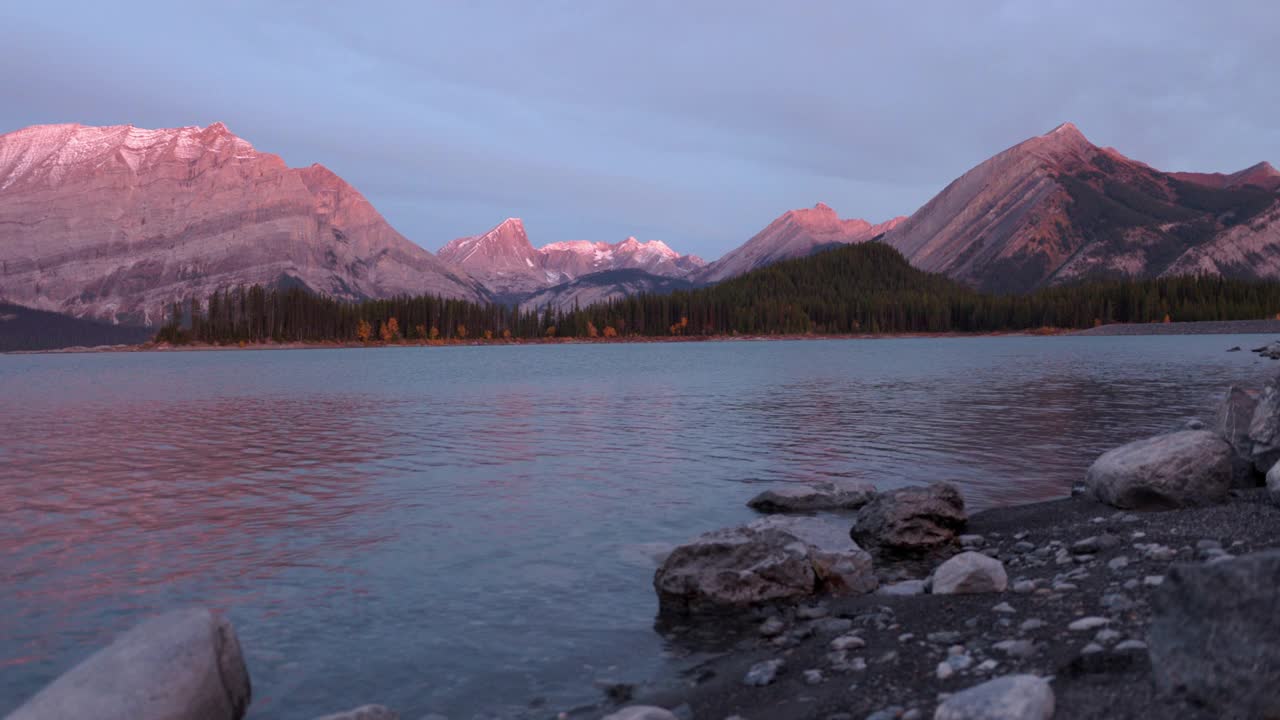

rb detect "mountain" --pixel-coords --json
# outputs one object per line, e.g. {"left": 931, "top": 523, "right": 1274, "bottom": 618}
{"left": 438, "top": 218, "right": 704, "bottom": 301}
{"left": 696, "top": 203, "right": 905, "bottom": 284}
{"left": 518, "top": 268, "right": 696, "bottom": 313}
{"left": 0, "top": 302, "right": 152, "bottom": 352}
{"left": 0, "top": 122, "right": 484, "bottom": 325}
{"left": 883, "top": 122, "right": 1280, "bottom": 293}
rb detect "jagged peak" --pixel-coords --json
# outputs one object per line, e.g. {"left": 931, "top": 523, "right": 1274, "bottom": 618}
{"left": 813, "top": 201, "right": 836, "bottom": 213}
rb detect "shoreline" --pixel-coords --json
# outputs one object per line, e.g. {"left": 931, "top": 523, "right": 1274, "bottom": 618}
{"left": 595, "top": 489, "right": 1280, "bottom": 720}
{"left": 10, "top": 317, "right": 1280, "bottom": 355}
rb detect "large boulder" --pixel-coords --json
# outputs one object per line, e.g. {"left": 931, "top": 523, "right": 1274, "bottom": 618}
{"left": 1149, "top": 551, "right": 1280, "bottom": 717}
{"left": 851, "top": 482, "right": 967, "bottom": 556}
{"left": 747, "top": 480, "right": 877, "bottom": 513}
{"left": 1212, "top": 385, "right": 1260, "bottom": 487}
{"left": 1269, "top": 463, "right": 1280, "bottom": 506}
{"left": 7, "top": 608, "right": 251, "bottom": 720}
{"left": 601, "top": 708, "right": 679, "bottom": 720}
{"left": 1251, "top": 381, "right": 1280, "bottom": 473}
{"left": 1085, "top": 430, "right": 1232, "bottom": 509}
{"left": 654, "top": 517, "right": 876, "bottom": 613}
{"left": 931, "top": 551, "right": 1008, "bottom": 595}
{"left": 933, "top": 675, "right": 1054, "bottom": 720}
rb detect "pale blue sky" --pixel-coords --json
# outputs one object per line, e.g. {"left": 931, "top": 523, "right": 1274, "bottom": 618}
{"left": 2, "top": 1, "right": 1276, "bottom": 260}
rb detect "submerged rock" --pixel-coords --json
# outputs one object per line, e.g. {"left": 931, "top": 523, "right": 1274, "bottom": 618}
{"left": 1149, "top": 550, "right": 1280, "bottom": 717}
{"left": 1213, "top": 385, "right": 1260, "bottom": 486}
{"left": 746, "top": 480, "right": 877, "bottom": 513}
{"left": 654, "top": 517, "right": 876, "bottom": 613}
{"left": 851, "top": 482, "right": 967, "bottom": 556}
{"left": 1085, "top": 430, "right": 1232, "bottom": 509}
{"left": 931, "top": 552, "right": 1008, "bottom": 595}
{"left": 933, "top": 674, "right": 1054, "bottom": 720}
{"left": 7, "top": 607, "right": 251, "bottom": 720}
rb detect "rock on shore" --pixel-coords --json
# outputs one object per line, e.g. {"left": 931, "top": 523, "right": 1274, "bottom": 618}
{"left": 851, "top": 482, "right": 967, "bottom": 556}
{"left": 1085, "top": 430, "right": 1232, "bottom": 509}
{"left": 933, "top": 674, "right": 1054, "bottom": 720}
{"left": 7, "top": 608, "right": 251, "bottom": 720}
{"left": 654, "top": 517, "right": 877, "bottom": 613}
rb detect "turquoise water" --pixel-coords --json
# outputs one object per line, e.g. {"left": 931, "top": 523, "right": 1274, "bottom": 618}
{"left": 0, "top": 336, "right": 1272, "bottom": 718}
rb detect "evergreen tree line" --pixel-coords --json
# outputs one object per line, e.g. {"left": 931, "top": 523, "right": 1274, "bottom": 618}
{"left": 156, "top": 243, "right": 1280, "bottom": 344}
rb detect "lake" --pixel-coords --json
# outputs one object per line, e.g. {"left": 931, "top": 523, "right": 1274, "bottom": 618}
{"left": 0, "top": 335, "right": 1273, "bottom": 718}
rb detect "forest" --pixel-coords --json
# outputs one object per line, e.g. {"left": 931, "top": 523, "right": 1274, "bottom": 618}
{"left": 155, "top": 242, "right": 1280, "bottom": 344}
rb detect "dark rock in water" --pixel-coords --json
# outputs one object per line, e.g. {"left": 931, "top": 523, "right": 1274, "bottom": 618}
{"left": 1227, "top": 346, "right": 1241, "bottom": 352}
{"left": 1085, "top": 430, "right": 1232, "bottom": 509}
{"left": 746, "top": 480, "right": 877, "bottom": 513}
{"left": 313, "top": 706, "right": 399, "bottom": 720}
{"left": 1213, "top": 385, "right": 1262, "bottom": 487}
{"left": 6, "top": 607, "right": 251, "bottom": 720}
{"left": 933, "top": 674, "right": 1054, "bottom": 720}
{"left": 1250, "top": 380, "right": 1280, "bottom": 473}
{"left": 851, "top": 481, "right": 967, "bottom": 556}
{"left": 1149, "top": 550, "right": 1280, "bottom": 717}
{"left": 654, "top": 517, "right": 876, "bottom": 613}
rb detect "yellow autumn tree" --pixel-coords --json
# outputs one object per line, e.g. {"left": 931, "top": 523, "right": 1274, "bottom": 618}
{"left": 415, "top": 324, "right": 427, "bottom": 341}
{"left": 483, "top": 329, "right": 494, "bottom": 340}
{"left": 456, "top": 324, "right": 468, "bottom": 340}
{"left": 586, "top": 321, "right": 599, "bottom": 338}
{"left": 356, "top": 319, "right": 373, "bottom": 343}
{"left": 603, "top": 326, "right": 618, "bottom": 338}
{"left": 381, "top": 317, "right": 400, "bottom": 342}
{"left": 502, "top": 328, "right": 512, "bottom": 339}
{"left": 545, "top": 326, "right": 557, "bottom": 338}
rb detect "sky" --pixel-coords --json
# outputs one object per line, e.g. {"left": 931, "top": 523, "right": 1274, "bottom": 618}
{"left": 2, "top": 1, "right": 1277, "bottom": 261}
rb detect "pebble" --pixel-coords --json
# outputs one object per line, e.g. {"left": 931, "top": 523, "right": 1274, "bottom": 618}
{"left": 831, "top": 633, "right": 866, "bottom": 651}
{"left": 803, "top": 669, "right": 824, "bottom": 685}
{"left": 865, "top": 707, "right": 904, "bottom": 720}
{"left": 1143, "top": 575, "right": 1165, "bottom": 587}
{"left": 1012, "top": 580, "right": 1036, "bottom": 593}
{"left": 1013, "top": 541, "right": 1036, "bottom": 554}
{"left": 1094, "top": 628, "right": 1122, "bottom": 644}
{"left": 796, "top": 604, "right": 829, "bottom": 620}
{"left": 1108, "top": 556, "right": 1130, "bottom": 571}
{"left": 1052, "top": 582, "right": 1078, "bottom": 592}
{"left": 877, "top": 580, "right": 926, "bottom": 597}
{"left": 1081, "top": 642, "right": 1105, "bottom": 654}
{"left": 1122, "top": 579, "right": 1140, "bottom": 590}
{"left": 976, "top": 659, "right": 999, "bottom": 673}
{"left": 936, "top": 661, "right": 955, "bottom": 680}
{"left": 897, "top": 633, "right": 915, "bottom": 643}
{"left": 959, "top": 534, "right": 985, "bottom": 547}
{"left": 1100, "top": 593, "right": 1135, "bottom": 611}
{"left": 1115, "top": 639, "right": 1148, "bottom": 652}
{"left": 1019, "top": 619, "right": 1046, "bottom": 632}
{"left": 759, "top": 617, "right": 786, "bottom": 637}
{"left": 1068, "top": 616, "right": 1110, "bottom": 631}
{"left": 992, "top": 602, "right": 1016, "bottom": 614}
{"left": 814, "top": 617, "right": 854, "bottom": 635}
{"left": 992, "top": 639, "right": 1037, "bottom": 658}
{"left": 743, "top": 658, "right": 785, "bottom": 686}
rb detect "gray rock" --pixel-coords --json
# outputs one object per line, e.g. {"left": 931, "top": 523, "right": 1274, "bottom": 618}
{"left": 1250, "top": 380, "right": 1280, "bottom": 473}
{"left": 991, "top": 639, "right": 1037, "bottom": 658}
{"left": 312, "top": 706, "right": 398, "bottom": 720}
{"left": 1213, "top": 385, "right": 1261, "bottom": 486}
{"left": 1268, "top": 462, "right": 1280, "bottom": 506}
{"left": 743, "top": 658, "right": 785, "bottom": 686}
{"left": 877, "top": 579, "right": 926, "bottom": 596}
{"left": 851, "top": 482, "right": 967, "bottom": 556}
{"left": 759, "top": 616, "right": 786, "bottom": 637}
{"left": 1068, "top": 616, "right": 1110, "bottom": 631}
{"left": 933, "top": 675, "right": 1054, "bottom": 720}
{"left": 601, "top": 707, "right": 680, "bottom": 720}
{"left": 1086, "top": 430, "right": 1233, "bottom": 509}
{"left": 747, "top": 480, "right": 877, "bottom": 513}
{"left": 932, "top": 552, "right": 1008, "bottom": 595}
{"left": 7, "top": 608, "right": 251, "bottom": 720}
{"left": 1149, "top": 550, "right": 1280, "bottom": 716}
{"left": 654, "top": 517, "right": 877, "bottom": 612}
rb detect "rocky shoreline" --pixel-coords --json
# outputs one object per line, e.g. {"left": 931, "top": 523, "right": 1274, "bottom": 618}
{"left": 11, "top": 376, "right": 1280, "bottom": 720}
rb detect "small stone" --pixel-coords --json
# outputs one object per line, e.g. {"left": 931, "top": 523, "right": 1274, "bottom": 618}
{"left": 759, "top": 616, "right": 786, "bottom": 637}
{"left": 1012, "top": 541, "right": 1036, "bottom": 554}
{"left": 314, "top": 706, "right": 399, "bottom": 720}
{"left": 831, "top": 633, "right": 866, "bottom": 651}
{"left": 1012, "top": 580, "right": 1036, "bottom": 594}
{"left": 803, "top": 669, "right": 824, "bottom": 685}
{"left": 1108, "top": 556, "right": 1130, "bottom": 572}
{"left": 1019, "top": 619, "right": 1045, "bottom": 632}
{"left": 1100, "top": 593, "right": 1135, "bottom": 611}
{"left": 992, "top": 602, "right": 1016, "bottom": 614}
{"left": 796, "top": 604, "right": 829, "bottom": 620}
{"left": 898, "top": 633, "right": 915, "bottom": 643}
{"left": 976, "top": 659, "right": 999, "bottom": 673}
{"left": 743, "top": 658, "right": 785, "bottom": 686}
{"left": 1052, "top": 582, "right": 1077, "bottom": 592}
{"left": 932, "top": 552, "right": 1009, "bottom": 595}
{"left": 1115, "top": 639, "right": 1148, "bottom": 652}
{"left": 959, "top": 534, "right": 985, "bottom": 547}
{"left": 1080, "top": 642, "right": 1105, "bottom": 655}
{"left": 936, "top": 661, "right": 955, "bottom": 680}
{"left": 946, "top": 654, "right": 974, "bottom": 672}
{"left": 933, "top": 674, "right": 1054, "bottom": 720}
{"left": 992, "top": 639, "right": 1037, "bottom": 658}
{"left": 1068, "top": 616, "right": 1110, "bottom": 631}
{"left": 1122, "top": 579, "right": 1139, "bottom": 590}
{"left": 814, "top": 617, "right": 854, "bottom": 635}
{"left": 877, "top": 579, "right": 926, "bottom": 596}
{"left": 601, "top": 707, "right": 679, "bottom": 720}
{"left": 1094, "top": 629, "right": 1122, "bottom": 645}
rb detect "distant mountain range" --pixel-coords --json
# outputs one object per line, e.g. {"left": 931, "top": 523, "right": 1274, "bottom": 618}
{"left": 437, "top": 217, "right": 704, "bottom": 303}
{"left": 1, "top": 120, "right": 1277, "bottom": 339}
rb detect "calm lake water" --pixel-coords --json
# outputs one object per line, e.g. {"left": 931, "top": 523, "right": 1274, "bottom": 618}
{"left": 0, "top": 336, "right": 1274, "bottom": 718}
